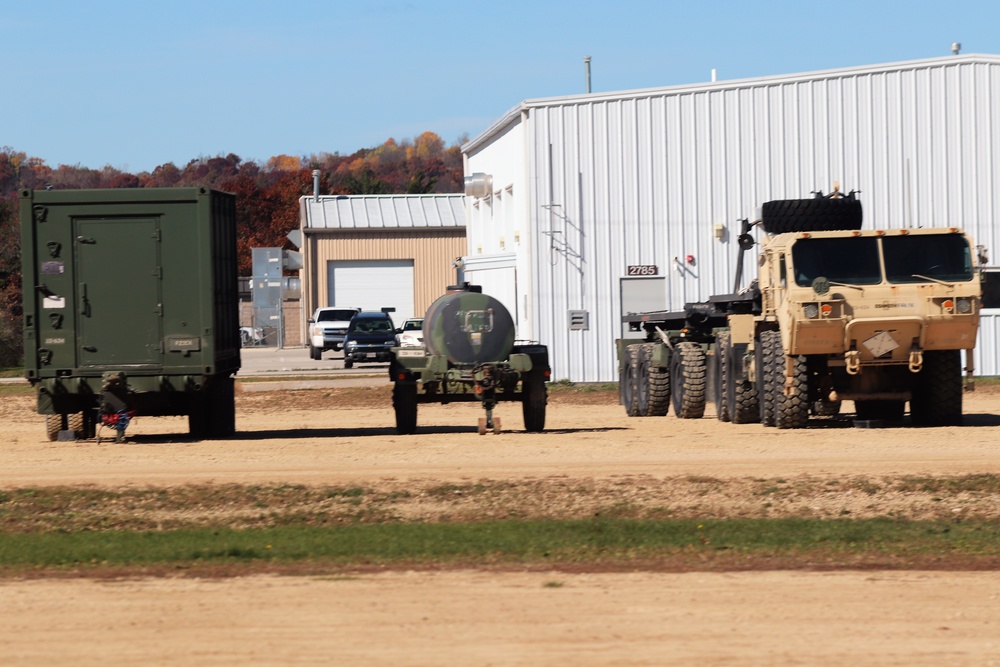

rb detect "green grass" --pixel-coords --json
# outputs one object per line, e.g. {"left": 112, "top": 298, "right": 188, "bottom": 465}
{"left": 1, "top": 518, "right": 997, "bottom": 572}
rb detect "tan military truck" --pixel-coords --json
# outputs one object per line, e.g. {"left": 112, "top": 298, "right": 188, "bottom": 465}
{"left": 618, "top": 190, "right": 983, "bottom": 427}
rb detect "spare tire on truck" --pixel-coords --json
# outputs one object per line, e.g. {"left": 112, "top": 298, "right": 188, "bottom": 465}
{"left": 761, "top": 196, "right": 863, "bottom": 234}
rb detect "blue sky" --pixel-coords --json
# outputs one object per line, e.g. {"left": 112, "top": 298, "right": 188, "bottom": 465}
{"left": 5, "top": 0, "right": 997, "bottom": 173}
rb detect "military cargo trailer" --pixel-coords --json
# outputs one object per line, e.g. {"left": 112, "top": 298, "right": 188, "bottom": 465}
{"left": 20, "top": 187, "right": 240, "bottom": 441}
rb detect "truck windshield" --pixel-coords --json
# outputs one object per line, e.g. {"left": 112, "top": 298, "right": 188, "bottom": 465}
{"left": 791, "top": 237, "right": 882, "bottom": 287}
{"left": 882, "top": 235, "right": 973, "bottom": 284}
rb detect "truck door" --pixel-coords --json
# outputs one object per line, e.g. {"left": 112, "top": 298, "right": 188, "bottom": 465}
{"left": 76, "top": 218, "right": 162, "bottom": 367}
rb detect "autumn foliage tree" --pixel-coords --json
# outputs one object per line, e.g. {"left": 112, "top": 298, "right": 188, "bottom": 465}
{"left": 0, "top": 132, "right": 465, "bottom": 364}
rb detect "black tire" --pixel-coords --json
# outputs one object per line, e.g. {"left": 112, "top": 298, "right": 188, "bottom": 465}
{"left": 645, "top": 344, "right": 670, "bottom": 417}
{"left": 776, "top": 352, "right": 809, "bottom": 429}
{"left": 45, "top": 414, "right": 62, "bottom": 441}
{"left": 670, "top": 342, "right": 706, "bottom": 419}
{"left": 714, "top": 332, "right": 731, "bottom": 422}
{"left": 393, "top": 381, "right": 418, "bottom": 434}
{"left": 621, "top": 345, "right": 641, "bottom": 417}
{"left": 855, "top": 400, "right": 905, "bottom": 421}
{"left": 636, "top": 344, "right": 652, "bottom": 416}
{"left": 812, "top": 400, "right": 842, "bottom": 417}
{"left": 188, "top": 397, "right": 209, "bottom": 439}
{"left": 344, "top": 358, "right": 354, "bottom": 369}
{"left": 911, "top": 350, "right": 963, "bottom": 425}
{"left": 521, "top": 372, "right": 547, "bottom": 432}
{"left": 310, "top": 345, "right": 321, "bottom": 361}
{"left": 68, "top": 412, "right": 85, "bottom": 438}
{"left": 208, "top": 376, "right": 236, "bottom": 438}
{"left": 761, "top": 197, "right": 863, "bottom": 234}
{"left": 758, "top": 331, "right": 779, "bottom": 427}
{"left": 726, "top": 341, "right": 759, "bottom": 424}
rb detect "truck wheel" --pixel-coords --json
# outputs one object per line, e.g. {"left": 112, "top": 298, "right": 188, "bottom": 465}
{"left": 714, "top": 332, "right": 731, "bottom": 422}
{"left": 644, "top": 343, "right": 670, "bottom": 416}
{"left": 812, "top": 399, "right": 841, "bottom": 416}
{"left": 393, "top": 381, "right": 418, "bottom": 434}
{"left": 727, "top": 342, "right": 760, "bottom": 424}
{"left": 776, "top": 352, "right": 810, "bottom": 429}
{"left": 670, "top": 342, "right": 706, "bottom": 419}
{"left": 636, "top": 345, "right": 652, "bottom": 416}
{"left": 344, "top": 358, "right": 354, "bottom": 369}
{"left": 45, "top": 414, "right": 62, "bottom": 441}
{"left": 761, "top": 197, "right": 863, "bottom": 234}
{"left": 911, "top": 350, "right": 963, "bottom": 425}
{"left": 621, "top": 345, "right": 641, "bottom": 417}
{"left": 521, "top": 371, "right": 547, "bottom": 432}
{"left": 758, "top": 331, "right": 779, "bottom": 427}
{"left": 310, "top": 345, "right": 321, "bottom": 361}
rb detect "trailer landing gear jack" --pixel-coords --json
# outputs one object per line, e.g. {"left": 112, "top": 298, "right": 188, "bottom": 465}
{"left": 477, "top": 395, "right": 502, "bottom": 435}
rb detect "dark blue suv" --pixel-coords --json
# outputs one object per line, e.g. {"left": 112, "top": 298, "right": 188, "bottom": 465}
{"left": 342, "top": 312, "right": 398, "bottom": 368}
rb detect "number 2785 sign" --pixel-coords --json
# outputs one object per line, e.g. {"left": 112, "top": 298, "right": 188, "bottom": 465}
{"left": 627, "top": 265, "right": 659, "bottom": 276}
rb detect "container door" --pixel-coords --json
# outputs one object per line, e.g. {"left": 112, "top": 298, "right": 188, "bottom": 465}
{"left": 76, "top": 218, "right": 162, "bottom": 367}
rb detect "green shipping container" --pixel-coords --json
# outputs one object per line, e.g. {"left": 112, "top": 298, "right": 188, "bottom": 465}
{"left": 20, "top": 187, "right": 240, "bottom": 441}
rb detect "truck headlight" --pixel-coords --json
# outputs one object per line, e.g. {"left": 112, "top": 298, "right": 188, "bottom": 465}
{"left": 803, "top": 303, "right": 819, "bottom": 319}
{"left": 956, "top": 298, "right": 972, "bottom": 314}
{"left": 345, "top": 340, "right": 356, "bottom": 349}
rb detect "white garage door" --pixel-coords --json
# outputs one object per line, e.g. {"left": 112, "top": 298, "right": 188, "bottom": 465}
{"left": 327, "top": 260, "right": 415, "bottom": 325}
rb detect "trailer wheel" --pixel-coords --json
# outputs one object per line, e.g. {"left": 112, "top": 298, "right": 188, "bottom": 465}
{"left": 45, "top": 414, "right": 63, "bottom": 441}
{"left": 621, "top": 345, "right": 641, "bottom": 416}
{"left": 776, "top": 352, "right": 810, "bottom": 429}
{"left": 188, "top": 400, "right": 209, "bottom": 439}
{"left": 670, "top": 342, "right": 706, "bottom": 419}
{"left": 208, "top": 376, "right": 236, "bottom": 438}
{"left": 393, "top": 381, "right": 418, "bottom": 434}
{"left": 643, "top": 343, "right": 670, "bottom": 416}
{"left": 761, "top": 197, "right": 863, "bottom": 234}
{"left": 727, "top": 342, "right": 760, "bottom": 424}
{"left": 714, "top": 332, "right": 731, "bottom": 422}
{"left": 521, "top": 371, "right": 547, "bottom": 432}
{"left": 758, "top": 331, "right": 779, "bottom": 427}
{"left": 910, "top": 350, "right": 963, "bottom": 425}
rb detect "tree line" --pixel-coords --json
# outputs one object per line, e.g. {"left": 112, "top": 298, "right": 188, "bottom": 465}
{"left": 0, "top": 131, "right": 466, "bottom": 366}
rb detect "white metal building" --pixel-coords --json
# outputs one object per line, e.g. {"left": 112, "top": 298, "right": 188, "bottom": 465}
{"left": 462, "top": 54, "right": 1000, "bottom": 382}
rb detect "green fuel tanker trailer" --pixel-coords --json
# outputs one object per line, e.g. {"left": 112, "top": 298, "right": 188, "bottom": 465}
{"left": 388, "top": 283, "right": 550, "bottom": 435}
{"left": 20, "top": 187, "right": 240, "bottom": 441}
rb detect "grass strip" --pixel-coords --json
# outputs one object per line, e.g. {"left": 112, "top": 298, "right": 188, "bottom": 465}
{"left": 1, "top": 518, "right": 998, "bottom": 570}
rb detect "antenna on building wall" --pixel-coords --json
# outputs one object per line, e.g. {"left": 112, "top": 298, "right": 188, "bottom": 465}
{"left": 952, "top": 42, "right": 961, "bottom": 55}
{"left": 584, "top": 56, "right": 592, "bottom": 93}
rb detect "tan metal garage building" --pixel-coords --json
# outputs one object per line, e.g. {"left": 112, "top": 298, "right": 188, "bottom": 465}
{"left": 298, "top": 194, "right": 466, "bottom": 336}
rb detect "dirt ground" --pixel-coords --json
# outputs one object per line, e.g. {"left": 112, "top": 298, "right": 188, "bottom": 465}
{"left": 1, "top": 386, "right": 999, "bottom": 666}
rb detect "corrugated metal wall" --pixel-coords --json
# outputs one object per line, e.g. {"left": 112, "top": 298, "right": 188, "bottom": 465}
{"left": 304, "top": 230, "right": 466, "bottom": 318}
{"left": 519, "top": 57, "right": 1000, "bottom": 382}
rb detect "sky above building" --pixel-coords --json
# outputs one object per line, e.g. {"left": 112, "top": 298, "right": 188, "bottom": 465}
{"left": 5, "top": 0, "right": 996, "bottom": 173}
